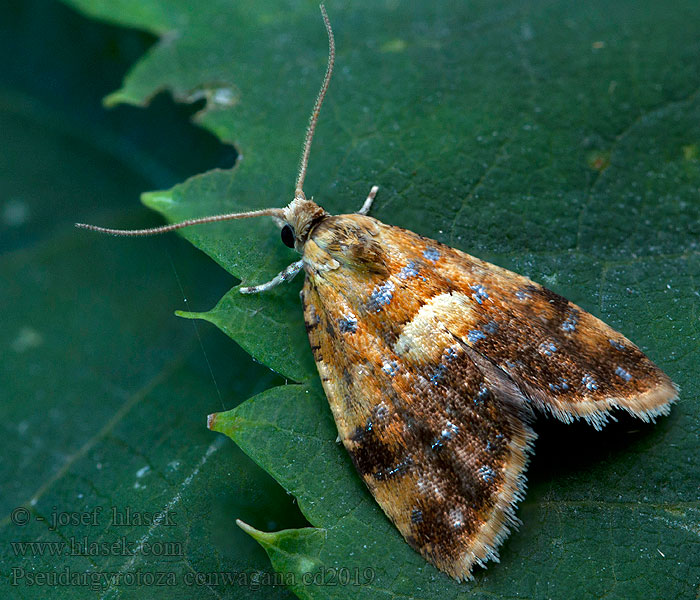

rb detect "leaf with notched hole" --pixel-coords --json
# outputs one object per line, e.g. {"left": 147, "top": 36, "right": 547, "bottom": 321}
{"left": 65, "top": 0, "right": 700, "bottom": 598}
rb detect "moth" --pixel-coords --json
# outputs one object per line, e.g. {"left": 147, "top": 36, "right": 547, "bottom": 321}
{"left": 77, "top": 5, "right": 677, "bottom": 581}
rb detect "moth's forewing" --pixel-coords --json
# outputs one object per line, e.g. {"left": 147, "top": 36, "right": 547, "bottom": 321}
{"left": 300, "top": 213, "right": 675, "bottom": 579}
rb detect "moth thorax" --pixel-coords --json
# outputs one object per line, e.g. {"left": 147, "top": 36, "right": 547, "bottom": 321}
{"left": 283, "top": 198, "right": 327, "bottom": 249}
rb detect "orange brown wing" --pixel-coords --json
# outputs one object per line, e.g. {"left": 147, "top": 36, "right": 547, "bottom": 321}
{"left": 372, "top": 220, "right": 677, "bottom": 430}
{"left": 299, "top": 212, "right": 676, "bottom": 579}
{"left": 302, "top": 274, "right": 535, "bottom": 579}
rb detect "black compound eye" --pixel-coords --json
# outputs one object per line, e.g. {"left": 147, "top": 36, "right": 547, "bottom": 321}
{"left": 281, "top": 224, "right": 295, "bottom": 248}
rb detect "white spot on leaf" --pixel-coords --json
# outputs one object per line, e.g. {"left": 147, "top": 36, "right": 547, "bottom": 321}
{"left": 11, "top": 327, "right": 43, "bottom": 353}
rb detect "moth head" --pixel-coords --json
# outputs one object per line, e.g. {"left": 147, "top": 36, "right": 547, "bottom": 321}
{"left": 281, "top": 197, "right": 327, "bottom": 252}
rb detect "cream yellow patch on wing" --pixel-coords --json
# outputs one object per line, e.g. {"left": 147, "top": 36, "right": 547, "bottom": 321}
{"left": 393, "top": 292, "right": 478, "bottom": 364}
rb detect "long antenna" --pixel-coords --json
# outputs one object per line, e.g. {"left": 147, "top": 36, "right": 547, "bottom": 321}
{"left": 75, "top": 208, "right": 285, "bottom": 236}
{"left": 294, "top": 4, "right": 335, "bottom": 200}
{"left": 76, "top": 5, "right": 335, "bottom": 237}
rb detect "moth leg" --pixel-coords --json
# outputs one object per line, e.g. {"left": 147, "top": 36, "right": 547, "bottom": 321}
{"left": 240, "top": 260, "right": 304, "bottom": 294}
{"left": 357, "top": 185, "right": 379, "bottom": 215}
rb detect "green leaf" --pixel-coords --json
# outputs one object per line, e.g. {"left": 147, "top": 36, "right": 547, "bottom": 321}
{"left": 0, "top": 2, "right": 301, "bottom": 599}
{"left": 60, "top": 0, "right": 700, "bottom": 598}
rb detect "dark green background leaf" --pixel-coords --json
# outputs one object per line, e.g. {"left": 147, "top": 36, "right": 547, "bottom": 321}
{"left": 6, "top": 0, "right": 700, "bottom": 598}
{"left": 0, "top": 1, "right": 303, "bottom": 598}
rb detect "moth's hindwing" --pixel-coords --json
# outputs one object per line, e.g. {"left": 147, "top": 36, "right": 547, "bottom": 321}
{"left": 300, "top": 213, "right": 676, "bottom": 579}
